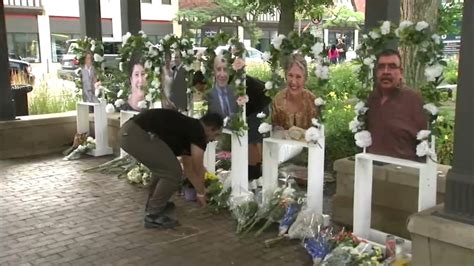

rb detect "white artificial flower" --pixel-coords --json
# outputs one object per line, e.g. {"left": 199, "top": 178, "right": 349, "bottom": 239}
{"left": 187, "top": 49, "right": 194, "bottom": 55}
{"left": 258, "top": 122, "right": 272, "bottom": 134}
{"left": 223, "top": 116, "right": 230, "bottom": 127}
{"left": 256, "top": 112, "right": 266, "bottom": 119}
{"left": 399, "top": 20, "right": 414, "bottom": 30}
{"left": 171, "top": 42, "right": 178, "bottom": 49}
{"left": 423, "top": 103, "right": 438, "bottom": 115}
{"left": 164, "top": 34, "right": 171, "bottom": 41}
{"left": 186, "top": 88, "right": 192, "bottom": 94}
{"left": 394, "top": 28, "right": 400, "bottom": 37}
{"left": 362, "top": 34, "right": 368, "bottom": 39}
{"left": 416, "top": 130, "right": 431, "bottom": 140}
{"left": 90, "top": 40, "right": 96, "bottom": 46}
{"left": 149, "top": 88, "right": 156, "bottom": 94}
{"left": 416, "top": 140, "right": 433, "bottom": 157}
{"left": 235, "top": 79, "right": 242, "bottom": 86}
{"left": 200, "top": 64, "right": 206, "bottom": 74}
{"left": 86, "top": 136, "right": 94, "bottom": 143}
{"left": 354, "top": 101, "right": 368, "bottom": 115}
{"left": 264, "top": 81, "right": 273, "bottom": 90}
{"left": 415, "top": 21, "right": 429, "bottom": 31}
{"left": 431, "top": 34, "right": 441, "bottom": 45}
{"left": 262, "top": 51, "right": 271, "bottom": 62}
{"left": 181, "top": 38, "right": 188, "bottom": 45}
{"left": 271, "top": 34, "right": 285, "bottom": 50}
{"left": 368, "top": 31, "right": 380, "bottom": 40}
{"left": 311, "top": 42, "right": 324, "bottom": 56}
{"left": 314, "top": 97, "right": 325, "bottom": 106}
{"left": 117, "top": 90, "right": 123, "bottom": 98}
{"left": 105, "top": 103, "right": 116, "bottom": 113}
{"left": 145, "top": 41, "right": 153, "bottom": 48}
{"left": 151, "top": 78, "right": 160, "bottom": 88}
{"left": 158, "top": 45, "right": 164, "bottom": 52}
{"left": 144, "top": 60, "right": 152, "bottom": 69}
{"left": 380, "top": 21, "right": 391, "bottom": 35}
{"left": 93, "top": 54, "right": 103, "bottom": 62}
{"left": 114, "top": 99, "right": 125, "bottom": 108}
{"left": 363, "top": 57, "right": 374, "bottom": 66}
{"left": 138, "top": 30, "right": 145, "bottom": 36}
{"left": 311, "top": 118, "right": 321, "bottom": 128}
{"left": 349, "top": 117, "right": 362, "bottom": 133}
{"left": 424, "top": 64, "right": 443, "bottom": 82}
{"left": 355, "top": 130, "right": 372, "bottom": 148}
{"left": 305, "top": 126, "right": 322, "bottom": 142}
{"left": 145, "top": 94, "right": 153, "bottom": 102}
{"left": 137, "top": 100, "right": 148, "bottom": 109}
{"left": 90, "top": 44, "right": 96, "bottom": 52}
{"left": 183, "top": 64, "right": 192, "bottom": 71}
{"left": 154, "top": 67, "right": 161, "bottom": 75}
{"left": 122, "top": 32, "right": 131, "bottom": 46}
{"left": 149, "top": 48, "right": 158, "bottom": 57}
{"left": 119, "top": 62, "right": 123, "bottom": 72}
{"left": 436, "top": 115, "right": 445, "bottom": 123}
{"left": 314, "top": 65, "right": 329, "bottom": 80}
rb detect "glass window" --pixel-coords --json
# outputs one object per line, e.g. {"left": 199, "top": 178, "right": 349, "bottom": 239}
{"left": 7, "top": 33, "right": 41, "bottom": 63}
{"left": 51, "top": 33, "right": 80, "bottom": 63}
{"left": 142, "top": 0, "right": 152, "bottom": 3}
{"left": 162, "top": 0, "right": 171, "bottom": 4}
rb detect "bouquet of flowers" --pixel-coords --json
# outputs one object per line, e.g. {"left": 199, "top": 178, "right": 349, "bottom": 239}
{"left": 229, "top": 192, "right": 259, "bottom": 234}
{"left": 288, "top": 207, "right": 327, "bottom": 240}
{"left": 205, "top": 172, "right": 231, "bottom": 212}
{"left": 215, "top": 151, "right": 231, "bottom": 170}
{"left": 63, "top": 136, "right": 96, "bottom": 160}
{"left": 125, "top": 164, "right": 151, "bottom": 186}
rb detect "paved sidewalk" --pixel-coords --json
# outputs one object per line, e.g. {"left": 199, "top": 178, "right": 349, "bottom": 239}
{"left": 1, "top": 155, "right": 313, "bottom": 266}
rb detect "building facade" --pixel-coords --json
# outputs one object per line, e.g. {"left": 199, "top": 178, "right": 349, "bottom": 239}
{"left": 4, "top": 0, "right": 178, "bottom": 66}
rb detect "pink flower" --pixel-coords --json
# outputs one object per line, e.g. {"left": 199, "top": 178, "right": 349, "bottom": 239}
{"left": 232, "top": 58, "right": 245, "bottom": 71}
{"left": 236, "top": 95, "right": 249, "bottom": 106}
{"left": 216, "top": 151, "right": 231, "bottom": 160}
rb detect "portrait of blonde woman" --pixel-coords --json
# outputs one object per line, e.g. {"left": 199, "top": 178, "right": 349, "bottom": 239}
{"left": 272, "top": 53, "right": 319, "bottom": 130}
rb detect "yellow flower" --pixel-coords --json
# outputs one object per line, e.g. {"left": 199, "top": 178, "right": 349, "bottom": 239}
{"left": 344, "top": 104, "right": 352, "bottom": 111}
{"left": 444, "top": 134, "right": 449, "bottom": 140}
{"left": 343, "top": 92, "right": 349, "bottom": 100}
{"left": 205, "top": 172, "right": 218, "bottom": 181}
{"left": 328, "top": 91, "right": 337, "bottom": 99}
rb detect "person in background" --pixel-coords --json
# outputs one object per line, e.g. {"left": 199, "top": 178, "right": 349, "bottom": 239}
{"left": 160, "top": 52, "right": 176, "bottom": 109}
{"left": 336, "top": 38, "right": 347, "bottom": 63}
{"left": 328, "top": 44, "right": 339, "bottom": 64}
{"left": 119, "top": 109, "right": 223, "bottom": 229}
{"left": 81, "top": 52, "right": 99, "bottom": 103}
{"left": 366, "top": 49, "right": 428, "bottom": 161}
{"left": 169, "top": 51, "right": 188, "bottom": 112}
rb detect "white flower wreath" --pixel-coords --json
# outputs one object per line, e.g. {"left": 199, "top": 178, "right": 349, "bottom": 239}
{"left": 352, "top": 20, "right": 444, "bottom": 158}
{"left": 258, "top": 31, "right": 330, "bottom": 144}
{"left": 72, "top": 37, "right": 105, "bottom": 98}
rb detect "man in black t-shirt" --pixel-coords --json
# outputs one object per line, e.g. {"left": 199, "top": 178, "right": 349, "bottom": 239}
{"left": 119, "top": 109, "right": 223, "bottom": 229}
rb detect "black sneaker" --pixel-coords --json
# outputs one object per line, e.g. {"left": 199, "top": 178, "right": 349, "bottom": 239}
{"left": 144, "top": 214, "right": 179, "bottom": 229}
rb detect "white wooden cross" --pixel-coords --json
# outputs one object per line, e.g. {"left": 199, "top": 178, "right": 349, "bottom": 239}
{"left": 261, "top": 127, "right": 326, "bottom": 214}
{"left": 76, "top": 101, "right": 113, "bottom": 157}
{"left": 352, "top": 137, "right": 437, "bottom": 249}
{"left": 204, "top": 128, "right": 249, "bottom": 197}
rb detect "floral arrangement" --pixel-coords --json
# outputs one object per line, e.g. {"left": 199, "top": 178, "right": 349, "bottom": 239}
{"left": 351, "top": 20, "right": 444, "bottom": 158}
{"left": 84, "top": 155, "right": 150, "bottom": 186}
{"left": 215, "top": 151, "right": 232, "bottom": 170}
{"left": 204, "top": 172, "right": 231, "bottom": 212}
{"left": 63, "top": 136, "right": 96, "bottom": 160}
{"left": 125, "top": 164, "right": 151, "bottom": 185}
{"left": 72, "top": 37, "right": 105, "bottom": 97}
{"left": 258, "top": 31, "right": 329, "bottom": 144}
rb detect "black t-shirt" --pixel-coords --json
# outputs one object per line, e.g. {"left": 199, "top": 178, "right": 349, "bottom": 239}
{"left": 132, "top": 109, "right": 207, "bottom": 156}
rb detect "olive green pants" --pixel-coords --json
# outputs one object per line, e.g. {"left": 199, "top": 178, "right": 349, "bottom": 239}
{"left": 119, "top": 120, "right": 182, "bottom": 215}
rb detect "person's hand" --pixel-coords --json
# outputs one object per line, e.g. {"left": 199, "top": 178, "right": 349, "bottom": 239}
{"left": 196, "top": 193, "right": 207, "bottom": 207}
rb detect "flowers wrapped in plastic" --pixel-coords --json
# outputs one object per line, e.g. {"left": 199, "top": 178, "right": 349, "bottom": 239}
{"left": 63, "top": 136, "right": 96, "bottom": 160}
{"left": 205, "top": 172, "right": 231, "bottom": 212}
{"left": 288, "top": 207, "right": 327, "bottom": 240}
{"left": 229, "top": 191, "right": 259, "bottom": 234}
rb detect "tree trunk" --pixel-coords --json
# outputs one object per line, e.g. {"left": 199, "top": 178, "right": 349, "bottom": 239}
{"left": 400, "top": 0, "right": 439, "bottom": 90}
{"left": 277, "top": 0, "right": 296, "bottom": 35}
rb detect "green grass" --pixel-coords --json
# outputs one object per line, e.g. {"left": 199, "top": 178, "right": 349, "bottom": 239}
{"left": 28, "top": 79, "right": 78, "bottom": 115}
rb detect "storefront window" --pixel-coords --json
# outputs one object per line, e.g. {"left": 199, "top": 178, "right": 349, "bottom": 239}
{"left": 51, "top": 33, "right": 80, "bottom": 63}
{"left": 7, "top": 33, "right": 41, "bottom": 63}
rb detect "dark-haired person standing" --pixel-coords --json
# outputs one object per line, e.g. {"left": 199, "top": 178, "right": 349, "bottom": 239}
{"left": 119, "top": 109, "right": 223, "bottom": 228}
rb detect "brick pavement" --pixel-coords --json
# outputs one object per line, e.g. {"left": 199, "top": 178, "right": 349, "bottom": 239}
{"left": 0, "top": 155, "right": 315, "bottom": 266}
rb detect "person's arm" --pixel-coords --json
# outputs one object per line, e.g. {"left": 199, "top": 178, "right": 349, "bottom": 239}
{"left": 189, "top": 144, "right": 207, "bottom": 205}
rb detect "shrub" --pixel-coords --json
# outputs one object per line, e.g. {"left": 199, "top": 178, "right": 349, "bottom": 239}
{"left": 246, "top": 62, "right": 272, "bottom": 81}
{"left": 443, "top": 58, "right": 458, "bottom": 85}
{"left": 28, "top": 78, "right": 77, "bottom": 115}
{"left": 324, "top": 62, "right": 362, "bottom": 98}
